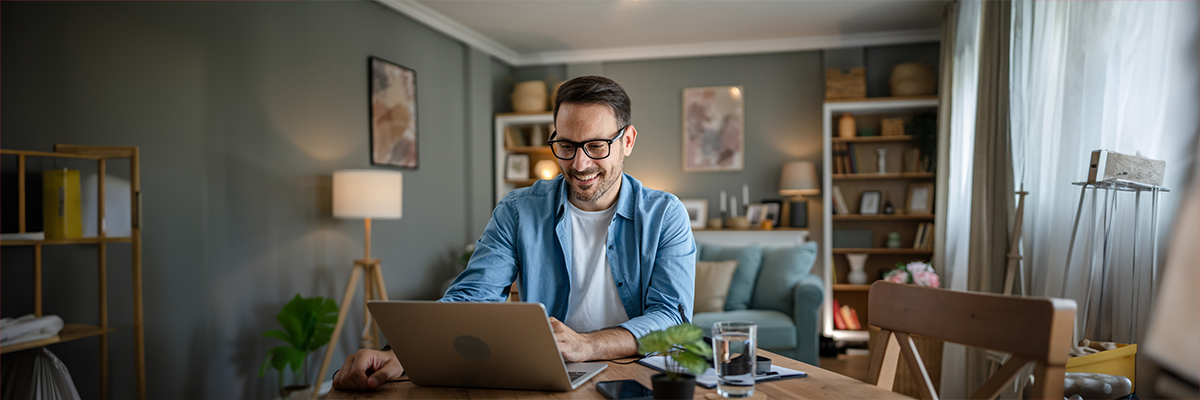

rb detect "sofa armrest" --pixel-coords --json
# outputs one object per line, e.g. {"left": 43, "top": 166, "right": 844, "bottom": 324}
{"left": 790, "top": 274, "right": 824, "bottom": 365}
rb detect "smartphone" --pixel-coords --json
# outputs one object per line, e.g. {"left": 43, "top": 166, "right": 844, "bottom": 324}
{"left": 596, "top": 379, "right": 653, "bottom": 400}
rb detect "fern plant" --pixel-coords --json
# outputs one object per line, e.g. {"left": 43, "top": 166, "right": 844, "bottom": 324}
{"left": 258, "top": 294, "right": 338, "bottom": 397}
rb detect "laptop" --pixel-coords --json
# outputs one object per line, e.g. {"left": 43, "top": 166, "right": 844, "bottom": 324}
{"left": 367, "top": 300, "right": 608, "bottom": 391}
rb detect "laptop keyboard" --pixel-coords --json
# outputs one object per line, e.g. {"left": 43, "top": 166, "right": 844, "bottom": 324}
{"left": 568, "top": 371, "right": 587, "bottom": 382}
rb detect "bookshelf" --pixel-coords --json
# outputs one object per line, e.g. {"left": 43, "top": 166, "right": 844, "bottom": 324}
{"left": 820, "top": 97, "right": 940, "bottom": 341}
{"left": 494, "top": 112, "right": 557, "bottom": 204}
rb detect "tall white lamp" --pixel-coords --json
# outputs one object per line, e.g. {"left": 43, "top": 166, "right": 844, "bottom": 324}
{"left": 779, "top": 161, "right": 820, "bottom": 227}
{"left": 314, "top": 169, "right": 402, "bottom": 396}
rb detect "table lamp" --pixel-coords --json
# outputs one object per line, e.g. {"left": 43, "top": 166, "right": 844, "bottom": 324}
{"left": 314, "top": 169, "right": 402, "bottom": 397}
{"left": 779, "top": 161, "right": 819, "bottom": 228}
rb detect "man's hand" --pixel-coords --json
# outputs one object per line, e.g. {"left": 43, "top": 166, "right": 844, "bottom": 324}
{"left": 332, "top": 348, "right": 405, "bottom": 391}
{"left": 549, "top": 317, "right": 638, "bottom": 362}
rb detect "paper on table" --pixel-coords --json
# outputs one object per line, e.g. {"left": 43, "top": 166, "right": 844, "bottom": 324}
{"left": 637, "top": 355, "right": 807, "bottom": 389}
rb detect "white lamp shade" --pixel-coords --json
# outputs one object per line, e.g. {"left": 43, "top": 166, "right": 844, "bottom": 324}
{"left": 779, "top": 161, "right": 820, "bottom": 196}
{"left": 333, "top": 170, "right": 402, "bottom": 219}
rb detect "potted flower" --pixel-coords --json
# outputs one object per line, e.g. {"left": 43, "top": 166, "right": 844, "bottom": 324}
{"left": 884, "top": 261, "right": 941, "bottom": 287}
{"left": 259, "top": 294, "right": 338, "bottom": 399}
{"left": 636, "top": 323, "right": 711, "bottom": 399}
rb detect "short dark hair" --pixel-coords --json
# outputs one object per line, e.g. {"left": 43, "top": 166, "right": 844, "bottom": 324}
{"left": 553, "top": 76, "right": 631, "bottom": 129}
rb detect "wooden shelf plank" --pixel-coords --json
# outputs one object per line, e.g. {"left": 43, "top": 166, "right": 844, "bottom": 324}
{"left": 832, "top": 248, "right": 933, "bottom": 255}
{"left": 825, "top": 95, "right": 939, "bottom": 104}
{"left": 0, "top": 323, "right": 117, "bottom": 354}
{"left": 1, "top": 237, "right": 134, "bottom": 246}
{"left": 0, "top": 149, "right": 103, "bottom": 160}
{"left": 504, "top": 146, "right": 552, "bottom": 153}
{"left": 832, "top": 173, "right": 934, "bottom": 180}
{"left": 693, "top": 227, "right": 809, "bottom": 232}
{"left": 833, "top": 214, "right": 935, "bottom": 221}
{"left": 833, "top": 284, "right": 872, "bottom": 292}
{"left": 832, "top": 135, "right": 914, "bottom": 143}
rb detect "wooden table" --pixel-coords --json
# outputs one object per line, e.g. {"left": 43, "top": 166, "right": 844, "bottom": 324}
{"left": 327, "top": 350, "right": 913, "bottom": 399}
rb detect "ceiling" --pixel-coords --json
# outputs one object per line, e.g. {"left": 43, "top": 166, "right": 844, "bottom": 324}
{"left": 378, "top": 0, "right": 946, "bottom": 66}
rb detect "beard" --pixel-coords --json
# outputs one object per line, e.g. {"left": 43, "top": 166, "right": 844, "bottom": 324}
{"left": 569, "top": 164, "right": 622, "bottom": 204}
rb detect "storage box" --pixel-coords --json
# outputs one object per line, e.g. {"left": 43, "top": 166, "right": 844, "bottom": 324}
{"left": 832, "top": 229, "right": 873, "bottom": 248}
{"left": 1066, "top": 343, "right": 1137, "bottom": 390}
{"left": 882, "top": 118, "right": 905, "bottom": 136}
{"left": 43, "top": 169, "right": 82, "bottom": 239}
{"left": 825, "top": 68, "right": 866, "bottom": 100}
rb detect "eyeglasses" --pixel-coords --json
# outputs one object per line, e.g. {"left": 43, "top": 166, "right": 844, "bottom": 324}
{"left": 546, "top": 125, "right": 629, "bottom": 160}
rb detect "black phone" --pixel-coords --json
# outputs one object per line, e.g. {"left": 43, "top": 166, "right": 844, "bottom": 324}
{"left": 596, "top": 379, "right": 653, "bottom": 400}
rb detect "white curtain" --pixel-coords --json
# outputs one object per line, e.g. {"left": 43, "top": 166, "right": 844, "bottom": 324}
{"left": 1010, "top": 0, "right": 1198, "bottom": 344}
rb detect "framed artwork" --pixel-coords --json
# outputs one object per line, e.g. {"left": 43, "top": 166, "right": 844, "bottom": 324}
{"left": 859, "top": 190, "right": 882, "bottom": 215}
{"left": 762, "top": 200, "right": 782, "bottom": 227}
{"left": 505, "top": 154, "right": 530, "bottom": 181}
{"left": 907, "top": 183, "right": 934, "bottom": 215}
{"left": 746, "top": 204, "right": 766, "bottom": 226}
{"left": 370, "top": 56, "right": 419, "bottom": 168}
{"left": 680, "top": 199, "right": 708, "bottom": 230}
{"left": 682, "top": 86, "right": 745, "bottom": 172}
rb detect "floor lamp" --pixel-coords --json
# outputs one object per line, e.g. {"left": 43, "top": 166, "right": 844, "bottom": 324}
{"left": 314, "top": 169, "right": 402, "bottom": 397}
{"left": 779, "top": 161, "right": 820, "bottom": 227}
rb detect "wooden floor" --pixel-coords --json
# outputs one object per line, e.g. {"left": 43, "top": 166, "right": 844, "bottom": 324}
{"left": 818, "top": 354, "right": 872, "bottom": 383}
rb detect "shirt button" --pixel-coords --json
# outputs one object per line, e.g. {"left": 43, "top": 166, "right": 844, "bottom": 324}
{"left": 608, "top": 245, "right": 614, "bottom": 249}
{"left": 617, "top": 282, "right": 624, "bottom": 287}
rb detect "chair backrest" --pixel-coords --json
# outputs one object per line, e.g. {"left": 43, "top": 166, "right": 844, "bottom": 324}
{"left": 866, "top": 281, "right": 1076, "bottom": 400}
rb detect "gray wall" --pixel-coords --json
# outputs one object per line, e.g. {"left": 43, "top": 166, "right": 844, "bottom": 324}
{"left": 1, "top": 2, "right": 492, "bottom": 399}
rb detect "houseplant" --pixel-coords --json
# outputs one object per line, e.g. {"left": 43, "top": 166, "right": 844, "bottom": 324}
{"left": 258, "top": 294, "right": 339, "bottom": 399}
{"left": 637, "top": 323, "right": 711, "bottom": 399}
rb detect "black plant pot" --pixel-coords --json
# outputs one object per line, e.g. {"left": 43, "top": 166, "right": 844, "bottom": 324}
{"left": 650, "top": 373, "right": 695, "bottom": 399}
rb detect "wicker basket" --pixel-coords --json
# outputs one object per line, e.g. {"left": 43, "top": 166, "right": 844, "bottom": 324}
{"left": 826, "top": 68, "right": 867, "bottom": 100}
{"left": 882, "top": 118, "right": 905, "bottom": 136}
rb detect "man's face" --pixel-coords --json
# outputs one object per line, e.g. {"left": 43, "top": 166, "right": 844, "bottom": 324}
{"left": 554, "top": 103, "right": 636, "bottom": 211}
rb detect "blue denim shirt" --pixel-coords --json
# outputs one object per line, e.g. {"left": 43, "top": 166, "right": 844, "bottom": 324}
{"left": 440, "top": 173, "right": 696, "bottom": 339}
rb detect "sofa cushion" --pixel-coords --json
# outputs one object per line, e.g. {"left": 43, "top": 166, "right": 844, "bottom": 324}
{"left": 699, "top": 243, "right": 763, "bottom": 311}
{"left": 751, "top": 242, "right": 819, "bottom": 315}
{"left": 694, "top": 261, "right": 738, "bottom": 313}
{"left": 693, "top": 309, "right": 797, "bottom": 349}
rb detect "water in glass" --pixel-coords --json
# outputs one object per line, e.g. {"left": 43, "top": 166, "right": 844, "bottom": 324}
{"left": 713, "top": 322, "right": 756, "bottom": 398}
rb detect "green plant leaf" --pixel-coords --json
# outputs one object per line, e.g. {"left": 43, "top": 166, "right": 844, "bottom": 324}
{"left": 663, "top": 323, "right": 702, "bottom": 345}
{"left": 673, "top": 351, "right": 709, "bottom": 376}
{"left": 262, "top": 329, "right": 291, "bottom": 344}
{"left": 683, "top": 339, "right": 712, "bottom": 357}
{"left": 637, "top": 330, "right": 670, "bottom": 354}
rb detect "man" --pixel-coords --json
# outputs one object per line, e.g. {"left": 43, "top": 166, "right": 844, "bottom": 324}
{"left": 333, "top": 76, "right": 696, "bottom": 391}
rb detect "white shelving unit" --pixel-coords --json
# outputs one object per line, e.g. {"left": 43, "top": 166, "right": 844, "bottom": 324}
{"left": 494, "top": 112, "right": 555, "bottom": 204}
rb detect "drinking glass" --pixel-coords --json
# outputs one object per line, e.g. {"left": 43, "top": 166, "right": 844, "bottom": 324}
{"left": 712, "top": 321, "right": 757, "bottom": 398}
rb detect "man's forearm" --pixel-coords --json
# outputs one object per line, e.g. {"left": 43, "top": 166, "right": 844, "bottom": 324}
{"left": 584, "top": 327, "right": 639, "bottom": 360}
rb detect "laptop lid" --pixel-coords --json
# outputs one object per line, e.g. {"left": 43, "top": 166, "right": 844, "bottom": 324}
{"left": 367, "top": 301, "right": 605, "bottom": 391}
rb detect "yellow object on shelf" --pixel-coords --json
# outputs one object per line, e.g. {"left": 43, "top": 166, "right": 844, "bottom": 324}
{"left": 1066, "top": 343, "right": 1137, "bottom": 390}
{"left": 43, "top": 169, "right": 82, "bottom": 239}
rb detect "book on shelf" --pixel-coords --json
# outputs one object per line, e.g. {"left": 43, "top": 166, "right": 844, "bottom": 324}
{"left": 832, "top": 186, "right": 850, "bottom": 215}
{"left": 504, "top": 127, "right": 526, "bottom": 148}
{"left": 832, "top": 143, "right": 843, "bottom": 174}
{"left": 913, "top": 222, "right": 935, "bottom": 250}
{"left": 847, "top": 143, "right": 858, "bottom": 174}
{"left": 914, "top": 223, "right": 926, "bottom": 250}
{"left": 839, "top": 304, "right": 861, "bottom": 330}
{"left": 832, "top": 299, "right": 847, "bottom": 330}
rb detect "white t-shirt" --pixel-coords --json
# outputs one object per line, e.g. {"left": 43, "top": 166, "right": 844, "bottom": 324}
{"left": 563, "top": 201, "right": 629, "bottom": 333}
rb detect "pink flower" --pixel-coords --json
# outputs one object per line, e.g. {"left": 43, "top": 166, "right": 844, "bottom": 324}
{"left": 912, "top": 270, "right": 940, "bottom": 288}
{"left": 884, "top": 269, "right": 910, "bottom": 284}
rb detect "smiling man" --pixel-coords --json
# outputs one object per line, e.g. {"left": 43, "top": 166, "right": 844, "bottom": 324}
{"left": 332, "top": 76, "right": 697, "bottom": 391}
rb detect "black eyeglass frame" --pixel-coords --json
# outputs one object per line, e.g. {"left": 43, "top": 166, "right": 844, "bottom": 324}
{"left": 545, "top": 124, "right": 630, "bottom": 160}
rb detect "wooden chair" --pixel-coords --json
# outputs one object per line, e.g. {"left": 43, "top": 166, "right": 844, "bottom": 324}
{"left": 866, "top": 281, "right": 1076, "bottom": 400}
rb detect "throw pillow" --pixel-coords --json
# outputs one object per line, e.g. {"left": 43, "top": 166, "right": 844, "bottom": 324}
{"left": 751, "top": 242, "right": 819, "bottom": 315}
{"left": 700, "top": 242, "right": 763, "bottom": 311}
{"left": 693, "top": 260, "right": 738, "bottom": 313}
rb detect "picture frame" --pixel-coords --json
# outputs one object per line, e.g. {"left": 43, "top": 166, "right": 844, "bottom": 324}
{"left": 762, "top": 199, "right": 783, "bottom": 227}
{"left": 505, "top": 154, "right": 530, "bottom": 181}
{"left": 746, "top": 204, "right": 766, "bottom": 226}
{"left": 907, "top": 183, "right": 934, "bottom": 215}
{"left": 680, "top": 199, "right": 708, "bottom": 230}
{"left": 859, "top": 190, "right": 882, "bottom": 215}
{"left": 682, "top": 86, "right": 745, "bottom": 172}
{"left": 370, "top": 56, "right": 419, "bottom": 168}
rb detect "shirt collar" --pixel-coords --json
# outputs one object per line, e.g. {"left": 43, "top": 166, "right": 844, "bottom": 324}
{"left": 555, "top": 173, "right": 635, "bottom": 221}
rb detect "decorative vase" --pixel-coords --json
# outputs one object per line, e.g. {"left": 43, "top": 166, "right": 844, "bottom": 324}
{"left": 876, "top": 148, "right": 888, "bottom": 174}
{"left": 728, "top": 216, "right": 750, "bottom": 229}
{"left": 883, "top": 200, "right": 895, "bottom": 215}
{"left": 511, "top": 80, "right": 548, "bottom": 113}
{"left": 838, "top": 113, "right": 856, "bottom": 138}
{"left": 846, "top": 253, "right": 870, "bottom": 285}
{"left": 889, "top": 63, "right": 937, "bottom": 97}
{"left": 708, "top": 218, "right": 724, "bottom": 230}
{"left": 887, "top": 232, "right": 902, "bottom": 249}
{"left": 651, "top": 373, "right": 696, "bottom": 400}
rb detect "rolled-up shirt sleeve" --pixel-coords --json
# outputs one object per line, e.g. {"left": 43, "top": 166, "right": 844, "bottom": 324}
{"left": 440, "top": 198, "right": 519, "bottom": 303}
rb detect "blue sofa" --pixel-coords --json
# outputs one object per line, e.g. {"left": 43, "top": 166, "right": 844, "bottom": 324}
{"left": 691, "top": 241, "right": 822, "bottom": 365}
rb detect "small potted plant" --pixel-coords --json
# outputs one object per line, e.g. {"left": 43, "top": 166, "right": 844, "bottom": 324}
{"left": 637, "top": 323, "right": 711, "bottom": 399}
{"left": 259, "top": 294, "right": 338, "bottom": 399}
